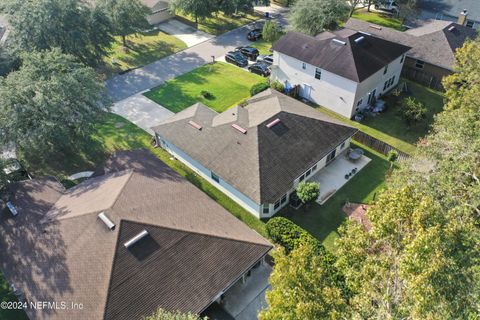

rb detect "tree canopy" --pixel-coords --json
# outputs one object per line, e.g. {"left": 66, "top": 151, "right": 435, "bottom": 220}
{"left": 144, "top": 308, "right": 206, "bottom": 320}
{"left": 289, "top": 0, "right": 349, "bottom": 35}
{"left": 1, "top": 0, "right": 114, "bottom": 67}
{"left": 0, "top": 49, "right": 110, "bottom": 157}
{"left": 170, "top": 0, "right": 216, "bottom": 23}
{"left": 296, "top": 181, "right": 320, "bottom": 205}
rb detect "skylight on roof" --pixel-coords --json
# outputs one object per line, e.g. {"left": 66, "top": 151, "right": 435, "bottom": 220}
{"left": 6, "top": 202, "right": 17, "bottom": 216}
{"left": 188, "top": 120, "right": 202, "bottom": 130}
{"left": 448, "top": 26, "right": 456, "bottom": 32}
{"left": 354, "top": 36, "right": 365, "bottom": 43}
{"left": 231, "top": 123, "right": 247, "bottom": 134}
{"left": 359, "top": 31, "right": 371, "bottom": 36}
{"left": 266, "top": 118, "right": 281, "bottom": 128}
{"left": 124, "top": 230, "right": 149, "bottom": 248}
{"left": 332, "top": 39, "right": 346, "bottom": 46}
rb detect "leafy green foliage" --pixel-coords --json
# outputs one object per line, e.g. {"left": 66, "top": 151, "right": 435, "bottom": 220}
{"left": 289, "top": 0, "right": 349, "bottom": 35}
{"left": 0, "top": 159, "right": 8, "bottom": 192}
{"left": 401, "top": 96, "right": 427, "bottom": 125}
{"left": 250, "top": 82, "right": 270, "bottom": 96}
{"left": 386, "top": 149, "right": 398, "bottom": 162}
{"left": 144, "top": 308, "right": 206, "bottom": 320}
{"left": 0, "top": 49, "right": 110, "bottom": 159}
{"left": 217, "top": 0, "right": 253, "bottom": 16}
{"left": 259, "top": 242, "right": 348, "bottom": 320}
{"left": 262, "top": 20, "right": 282, "bottom": 42}
{"left": 1, "top": 0, "right": 114, "bottom": 67}
{"left": 98, "top": 0, "right": 150, "bottom": 48}
{"left": 170, "top": 0, "right": 215, "bottom": 23}
{"left": 296, "top": 181, "right": 320, "bottom": 205}
{"left": 270, "top": 80, "right": 285, "bottom": 92}
{"left": 265, "top": 217, "right": 321, "bottom": 253}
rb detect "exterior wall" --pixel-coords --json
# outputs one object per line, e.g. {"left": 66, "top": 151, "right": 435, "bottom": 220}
{"left": 147, "top": 10, "right": 173, "bottom": 25}
{"left": 402, "top": 57, "right": 451, "bottom": 91}
{"left": 271, "top": 52, "right": 359, "bottom": 118}
{"left": 354, "top": 54, "right": 405, "bottom": 112}
{"left": 272, "top": 52, "right": 404, "bottom": 119}
{"left": 156, "top": 135, "right": 263, "bottom": 218}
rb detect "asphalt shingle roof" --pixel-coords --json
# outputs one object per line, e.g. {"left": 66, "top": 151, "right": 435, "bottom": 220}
{"left": 0, "top": 149, "right": 271, "bottom": 320}
{"left": 153, "top": 90, "right": 358, "bottom": 204}
{"left": 272, "top": 31, "right": 411, "bottom": 82}
{"left": 345, "top": 18, "right": 477, "bottom": 70}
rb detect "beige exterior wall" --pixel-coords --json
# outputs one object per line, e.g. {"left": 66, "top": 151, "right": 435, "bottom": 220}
{"left": 147, "top": 10, "right": 173, "bottom": 25}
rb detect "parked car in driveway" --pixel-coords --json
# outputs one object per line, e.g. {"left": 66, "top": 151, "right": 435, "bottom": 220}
{"left": 235, "top": 46, "right": 259, "bottom": 61}
{"left": 225, "top": 51, "right": 248, "bottom": 67}
{"left": 247, "top": 28, "right": 262, "bottom": 41}
{"left": 248, "top": 62, "right": 271, "bottom": 77}
{"left": 257, "top": 54, "right": 274, "bottom": 66}
{"left": 2, "top": 158, "right": 31, "bottom": 183}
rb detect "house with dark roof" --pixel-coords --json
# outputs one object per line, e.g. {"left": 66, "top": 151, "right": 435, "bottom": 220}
{"left": 416, "top": 2, "right": 479, "bottom": 30}
{"left": 271, "top": 30, "right": 411, "bottom": 118}
{"left": 345, "top": 18, "right": 477, "bottom": 90}
{"left": 0, "top": 149, "right": 271, "bottom": 320}
{"left": 152, "top": 90, "right": 358, "bottom": 218}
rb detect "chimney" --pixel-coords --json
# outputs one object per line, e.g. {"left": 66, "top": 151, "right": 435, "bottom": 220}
{"left": 458, "top": 9, "right": 468, "bottom": 26}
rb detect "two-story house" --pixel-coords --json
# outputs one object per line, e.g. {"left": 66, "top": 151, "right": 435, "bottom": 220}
{"left": 153, "top": 90, "right": 357, "bottom": 218}
{"left": 271, "top": 30, "right": 411, "bottom": 118}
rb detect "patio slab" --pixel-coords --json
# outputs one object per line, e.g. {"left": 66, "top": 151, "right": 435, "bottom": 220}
{"left": 310, "top": 154, "right": 371, "bottom": 204}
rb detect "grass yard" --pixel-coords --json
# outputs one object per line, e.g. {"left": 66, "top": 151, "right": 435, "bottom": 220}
{"left": 351, "top": 10, "right": 405, "bottom": 31}
{"left": 177, "top": 12, "right": 260, "bottom": 35}
{"left": 362, "top": 80, "right": 444, "bottom": 145}
{"left": 250, "top": 39, "right": 274, "bottom": 55}
{"left": 102, "top": 30, "right": 187, "bottom": 76}
{"left": 144, "top": 62, "right": 266, "bottom": 113}
{"left": 278, "top": 142, "right": 391, "bottom": 252}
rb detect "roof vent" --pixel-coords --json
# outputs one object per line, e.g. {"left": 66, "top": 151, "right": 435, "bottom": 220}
{"left": 266, "top": 118, "right": 281, "bottom": 128}
{"left": 359, "top": 31, "right": 371, "bottom": 36}
{"left": 231, "top": 123, "right": 247, "bottom": 134}
{"left": 6, "top": 202, "right": 18, "bottom": 216}
{"left": 369, "top": 25, "right": 382, "bottom": 30}
{"left": 448, "top": 25, "right": 456, "bottom": 32}
{"left": 188, "top": 120, "right": 202, "bottom": 130}
{"left": 354, "top": 36, "right": 365, "bottom": 43}
{"left": 124, "top": 230, "right": 149, "bottom": 248}
{"left": 98, "top": 212, "right": 115, "bottom": 231}
{"left": 331, "top": 39, "right": 346, "bottom": 46}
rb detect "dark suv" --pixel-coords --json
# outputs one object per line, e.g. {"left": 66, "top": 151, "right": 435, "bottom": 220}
{"left": 248, "top": 62, "right": 271, "bottom": 77}
{"left": 225, "top": 51, "right": 248, "bottom": 67}
{"left": 247, "top": 28, "right": 262, "bottom": 41}
{"left": 235, "top": 46, "right": 259, "bottom": 61}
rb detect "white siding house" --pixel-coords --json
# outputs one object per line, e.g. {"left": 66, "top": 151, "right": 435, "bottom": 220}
{"left": 271, "top": 31, "right": 410, "bottom": 118}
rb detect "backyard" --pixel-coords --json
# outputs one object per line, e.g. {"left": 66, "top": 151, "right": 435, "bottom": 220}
{"left": 278, "top": 142, "right": 391, "bottom": 251}
{"left": 351, "top": 9, "right": 405, "bottom": 31}
{"left": 102, "top": 30, "right": 187, "bottom": 76}
{"left": 144, "top": 62, "right": 266, "bottom": 113}
{"left": 177, "top": 12, "right": 260, "bottom": 35}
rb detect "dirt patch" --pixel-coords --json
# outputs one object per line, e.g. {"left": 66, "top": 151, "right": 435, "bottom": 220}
{"left": 343, "top": 202, "right": 371, "bottom": 231}
{"left": 115, "top": 122, "right": 125, "bottom": 128}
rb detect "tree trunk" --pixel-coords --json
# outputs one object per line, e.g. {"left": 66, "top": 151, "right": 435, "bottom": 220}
{"left": 367, "top": 0, "right": 372, "bottom": 12}
{"left": 122, "top": 35, "right": 127, "bottom": 48}
{"left": 349, "top": 6, "right": 356, "bottom": 17}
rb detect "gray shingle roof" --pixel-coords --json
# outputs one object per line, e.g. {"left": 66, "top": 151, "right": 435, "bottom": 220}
{"left": 419, "top": 0, "right": 480, "bottom": 22}
{"left": 0, "top": 149, "right": 271, "bottom": 320}
{"left": 152, "top": 90, "right": 358, "bottom": 204}
{"left": 272, "top": 31, "right": 411, "bottom": 82}
{"left": 345, "top": 18, "right": 477, "bottom": 70}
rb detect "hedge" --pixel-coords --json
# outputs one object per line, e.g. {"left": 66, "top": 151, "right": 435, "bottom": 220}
{"left": 250, "top": 82, "right": 270, "bottom": 96}
{"left": 265, "top": 217, "right": 321, "bottom": 253}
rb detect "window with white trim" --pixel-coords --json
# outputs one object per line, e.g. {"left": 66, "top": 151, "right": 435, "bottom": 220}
{"left": 415, "top": 60, "right": 425, "bottom": 69}
{"left": 383, "top": 65, "right": 388, "bottom": 74}
{"left": 314, "top": 68, "right": 322, "bottom": 80}
{"left": 211, "top": 172, "right": 220, "bottom": 183}
{"left": 302, "top": 62, "right": 306, "bottom": 70}
{"left": 263, "top": 204, "right": 270, "bottom": 214}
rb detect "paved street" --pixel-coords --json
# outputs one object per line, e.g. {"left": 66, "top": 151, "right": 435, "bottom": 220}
{"left": 106, "top": 7, "right": 288, "bottom": 102}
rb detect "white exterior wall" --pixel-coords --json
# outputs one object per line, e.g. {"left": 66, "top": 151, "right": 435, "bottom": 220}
{"left": 156, "top": 135, "right": 263, "bottom": 218}
{"left": 353, "top": 55, "right": 405, "bottom": 112}
{"left": 272, "top": 51, "right": 405, "bottom": 119}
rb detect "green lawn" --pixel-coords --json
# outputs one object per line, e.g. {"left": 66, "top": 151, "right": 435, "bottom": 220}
{"left": 351, "top": 10, "right": 405, "bottom": 31}
{"left": 250, "top": 39, "right": 274, "bottom": 55}
{"left": 102, "top": 30, "right": 187, "bottom": 76}
{"left": 177, "top": 12, "right": 260, "bottom": 35}
{"left": 278, "top": 142, "right": 391, "bottom": 252}
{"left": 144, "top": 62, "right": 266, "bottom": 113}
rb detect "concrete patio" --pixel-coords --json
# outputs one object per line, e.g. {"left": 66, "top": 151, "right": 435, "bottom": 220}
{"left": 221, "top": 263, "right": 271, "bottom": 320}
{"left": 310, "top": 153, "right": 371, "bottom": 204}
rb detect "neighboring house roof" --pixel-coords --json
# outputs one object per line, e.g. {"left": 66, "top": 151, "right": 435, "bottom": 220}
{"left": 419, "top": 0, "right": 480, "bottom": 22}
{"left": 152, "top": 90, "right": 357, "bottom": 204}
{"left": 0, "top": 149, "right": 271, "bottom": 320}
{"left": 272, "top": 31, "right": 411, "bottom": 82}
{"left": 142, "top": 0, "right": 170, "bottom": 13}
{"left": 345, "top": 18, "right": 477, "bottom": 70}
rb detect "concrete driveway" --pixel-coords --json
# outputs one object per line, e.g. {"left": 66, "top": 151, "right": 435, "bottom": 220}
{"left": 157, "top": 19, "right": 213, "bottom": 47}
{"left": 106, "top": 8, "right": 289, "bottom": 102}
{"left": 111, "top": 94, "right": 174, "bottom": 134}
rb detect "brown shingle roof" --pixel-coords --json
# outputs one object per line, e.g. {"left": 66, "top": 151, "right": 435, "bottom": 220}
{"left": 153, "top": 90, "right": 357, "bottom": 204}
{"left": 272, "top": 31, "right": 411, "bottom": 82}
{"left": 345, "top": 18, "right": 477, "bottom": 70}
{"left": 0, "top": 149, "right": 271, "bottom": 320}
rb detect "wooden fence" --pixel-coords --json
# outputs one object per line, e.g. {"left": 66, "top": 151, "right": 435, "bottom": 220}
{"left": 402, "top": 67, "right": 444, "bottom": 91}
{"left": 352, "top": 131, "right": 410, "bottom": 161}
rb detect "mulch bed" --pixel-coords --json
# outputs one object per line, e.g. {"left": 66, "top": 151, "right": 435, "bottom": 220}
{"left": 342, "top": 202, "right": 371, "bottom": 231}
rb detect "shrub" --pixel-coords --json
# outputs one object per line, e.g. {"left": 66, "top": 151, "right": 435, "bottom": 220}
{"left": 387, "top": 150, "right": 399, "bottom": 162}
{"left": 262, "top": 20, "right": 282, "bottom": 42}
{"left": 200, "top": 90, "right": 214, "bottom": 100}
{"left": 250, "top": 82, "right": 270, "bottom": 96}
{"left": 265, "top": 217, "right": 321, "bottom": 253}
{"left": 270, "top": 80, "right": 285, "bottom": 92}
{"left": 296, "top": 181, "right": 320, "bottom": 206}
{"left": 401, "top": 97, "right": 427, "bottom": 125}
